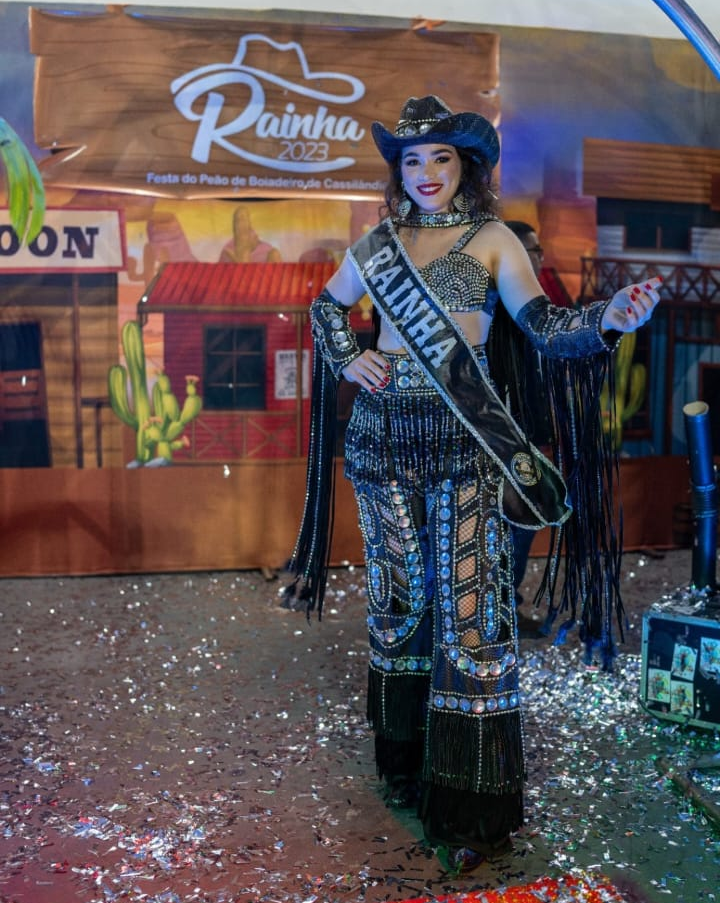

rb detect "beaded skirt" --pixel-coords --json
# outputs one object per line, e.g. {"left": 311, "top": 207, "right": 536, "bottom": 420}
{"left": 344, "top": 350, "right": 487, "bottom": 491}
{"left": 344, "top": 351, "right": 525, "bottom": 809}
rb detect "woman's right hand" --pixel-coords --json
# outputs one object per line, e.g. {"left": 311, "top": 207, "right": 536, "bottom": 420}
{"left": 342, "top": 349, "right": 391, "bottom": 391}
{"left": 602, "top": 276, "right": 662, "bottom": 332}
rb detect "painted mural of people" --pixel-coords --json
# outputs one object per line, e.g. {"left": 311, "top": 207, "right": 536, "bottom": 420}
{"left": 218, "top": 204, "right": 282, "bottom": 263}
{"left": 126, "top": 209, "right": 198, "bottom": 282}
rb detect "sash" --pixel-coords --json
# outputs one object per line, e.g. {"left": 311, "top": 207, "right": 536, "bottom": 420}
{"left": 347, "top": 218, "right": 571, "bottom": 529}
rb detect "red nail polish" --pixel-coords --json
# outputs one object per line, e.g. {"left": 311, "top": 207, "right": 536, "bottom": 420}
{"left": 626, "top": 307, "right": 633, "bottom": 315}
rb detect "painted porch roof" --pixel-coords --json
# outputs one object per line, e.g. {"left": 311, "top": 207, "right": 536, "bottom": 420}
{"left": 138, "top": 261, "right": 337, "bottom": 313}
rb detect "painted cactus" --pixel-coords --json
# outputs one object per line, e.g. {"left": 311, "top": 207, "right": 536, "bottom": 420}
{"left": 108, "top": 320, "right": 202, "bottom": 465}
{"left": 0, "top": 117, "right": 45, "bottom": 245}
{"left": 600, "top": 331, "right": 647, "bottom": 451}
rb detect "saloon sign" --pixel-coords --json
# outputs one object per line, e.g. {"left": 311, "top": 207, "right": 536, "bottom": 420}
{"left": 30, "top": 9, "right": 499, "bottom": 200}
{"left": 0, "top": 209, "right": 126, "bottom": 273}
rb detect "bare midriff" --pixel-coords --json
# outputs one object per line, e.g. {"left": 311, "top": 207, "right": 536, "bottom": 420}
{"left": 376, "top": 309, "right": 492, "bottom": 353}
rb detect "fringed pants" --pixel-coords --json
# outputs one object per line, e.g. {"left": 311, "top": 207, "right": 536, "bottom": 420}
{"left": 344, "top": 351, "right": 525, "bottom": 850}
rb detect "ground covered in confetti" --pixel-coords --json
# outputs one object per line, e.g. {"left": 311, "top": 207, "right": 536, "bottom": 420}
{"left": 1, "top": 549, "right": 719, "bottom": 903}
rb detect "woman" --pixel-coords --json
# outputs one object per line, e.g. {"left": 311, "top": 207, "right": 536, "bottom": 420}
{"left": 289, "top": 95, "right": 661, "bottom": 875}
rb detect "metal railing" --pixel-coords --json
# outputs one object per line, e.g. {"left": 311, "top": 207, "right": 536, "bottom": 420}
{"left": 580, "top": 257, "right": 720, "bottom": 305}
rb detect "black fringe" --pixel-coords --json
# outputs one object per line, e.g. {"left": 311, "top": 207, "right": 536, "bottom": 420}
{"left": 486, "top": 301, "right": 529, "bottom": 426}
{"left": 286, "top": 349, "right": 338, "bottom": 619}
{"left": 420, "top": 781, "right": 524, "bottom": 848}
{"left": 344, "top": 390, "right": 480, "bottom": 490}
{"left": 538, "top": 353, "right": 624, "bottom": 668}
{"left": 374, "top": 735, "right": 424, "bottom": 785}
{"left": 487, "top": 306, "right": 624, "bottom": 669}
{"left": 367, "top": 666, "right": 430, "bottom": 741}
{"left": 424, "top": 708, "right": 525, "bottom": 794}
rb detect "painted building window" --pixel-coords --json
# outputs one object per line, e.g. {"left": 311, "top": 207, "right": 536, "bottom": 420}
{"left": 0, "top": 321, "right": 51, "bottom": 467}
{"left": 598, "top": 199, "right": 716, "bottom": 254}
{"left": 203, "top": 325, "right": 265, "bottom": 410}
{"left": 625, "top": 210, "right": 691, "bottom": 253}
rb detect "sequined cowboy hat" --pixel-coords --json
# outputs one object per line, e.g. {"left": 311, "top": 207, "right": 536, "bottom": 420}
{"left": 371, "top": 95, "right": 500, "bottom": 168}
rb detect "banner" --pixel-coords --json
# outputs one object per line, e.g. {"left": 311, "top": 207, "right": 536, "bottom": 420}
{"left": 30, "top": 8, "right": 499, "bottom": 200}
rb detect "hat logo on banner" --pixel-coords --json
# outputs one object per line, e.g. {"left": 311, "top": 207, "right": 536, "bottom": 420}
{"left": 171, "top": 33, "right": 366, "bottom": 173}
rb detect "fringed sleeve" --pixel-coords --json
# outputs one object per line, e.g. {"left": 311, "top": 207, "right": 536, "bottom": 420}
{"left": 286, "top": 345, "right": 338, "bottom": 619}
{"left": 488, "top": 300, "right": 624, "bottom": 669}
{"left": 537, "top": 354, "right": 624, "bottom": 669}
{"left": 286, "top": 289, "right": 361, "bottom": 618}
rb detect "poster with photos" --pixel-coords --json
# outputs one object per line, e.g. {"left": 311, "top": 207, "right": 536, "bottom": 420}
{"left": 642, "top": 613, "right": 720, "bottom": 730}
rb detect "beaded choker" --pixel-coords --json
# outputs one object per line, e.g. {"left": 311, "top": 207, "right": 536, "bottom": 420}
{"left": 397, "top": 210, "right": 475, "bottom": 229}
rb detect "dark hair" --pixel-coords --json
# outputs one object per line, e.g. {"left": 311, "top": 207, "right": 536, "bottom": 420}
{"left": 504, "top": 220, "right": 537, "bottom": 239}
{"left": 380, "top": 148, "right": 500, "bottom": 220}
{"left": 486, "top": 220, "right": 543, "bottom": 437}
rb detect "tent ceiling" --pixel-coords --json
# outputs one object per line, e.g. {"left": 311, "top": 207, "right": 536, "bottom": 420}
{"left": 6, "top": 0, "right": 719, "bottom": 40}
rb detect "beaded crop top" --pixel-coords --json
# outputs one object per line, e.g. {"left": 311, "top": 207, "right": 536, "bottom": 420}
{"left": 417, "top": 217, "right": 500, "bottom": 315}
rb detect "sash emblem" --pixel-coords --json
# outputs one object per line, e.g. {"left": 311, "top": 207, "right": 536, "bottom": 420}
{"left": 511, "top": 452, "right": 540, "bottom": 487}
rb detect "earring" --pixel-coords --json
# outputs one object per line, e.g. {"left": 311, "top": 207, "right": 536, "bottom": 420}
{"left": 452, "top": 192, "right": 471, "bottom": 213}
{"left": 397, "top": 187, "right": 412, "bottom": 219}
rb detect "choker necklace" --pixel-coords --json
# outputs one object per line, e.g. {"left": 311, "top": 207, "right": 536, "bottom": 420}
{"left": 398, "top": 210, "right": 475, "bottom": 229}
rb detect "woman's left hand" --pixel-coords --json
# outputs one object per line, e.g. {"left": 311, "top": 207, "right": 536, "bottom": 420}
{"left": 601, "top": 276, "right": 663, "bottom": 332}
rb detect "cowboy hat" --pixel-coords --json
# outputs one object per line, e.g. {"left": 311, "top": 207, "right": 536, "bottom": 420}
{"left": 371, "top": 95, "right": 500, "bottom": 167}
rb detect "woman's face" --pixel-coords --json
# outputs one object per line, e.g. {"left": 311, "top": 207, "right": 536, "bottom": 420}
{"left": 400, "top": 143, "right": 462, "bottom": 214}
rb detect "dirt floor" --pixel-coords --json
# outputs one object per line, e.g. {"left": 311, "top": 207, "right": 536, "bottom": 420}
{"left": 1, "top": 547, "right": 719, "bottom": 903}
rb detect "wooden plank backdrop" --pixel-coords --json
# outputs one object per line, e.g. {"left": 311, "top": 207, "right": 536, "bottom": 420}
{"left": 0, "top": 456, "right": 693, "bottom": 577}
{"left": 30, "top": 9, "right": 500, "bottom": 199}
{"left": 583, "top": 138, "right": 720, "bottom": 205}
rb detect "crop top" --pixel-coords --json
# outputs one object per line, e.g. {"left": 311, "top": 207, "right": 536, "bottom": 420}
{"left": 417, "top": 217, "right": 500, "bottom": 316}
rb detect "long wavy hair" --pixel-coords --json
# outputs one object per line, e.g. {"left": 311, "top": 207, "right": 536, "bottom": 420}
{"left": 380, "top": 147, "right": 500, "bottom": 221}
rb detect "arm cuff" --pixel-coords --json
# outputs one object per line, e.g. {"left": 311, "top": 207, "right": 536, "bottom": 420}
{"left": 515, "top": 295, "right": 619, "bottom": 359}
{"left": 309, "top": 288, "right": 362, "bottom": 379}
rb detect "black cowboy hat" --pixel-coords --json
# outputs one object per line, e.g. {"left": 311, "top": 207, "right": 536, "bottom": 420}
{"left": 371, "top": 95, "right": 500, "bottom": 168}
